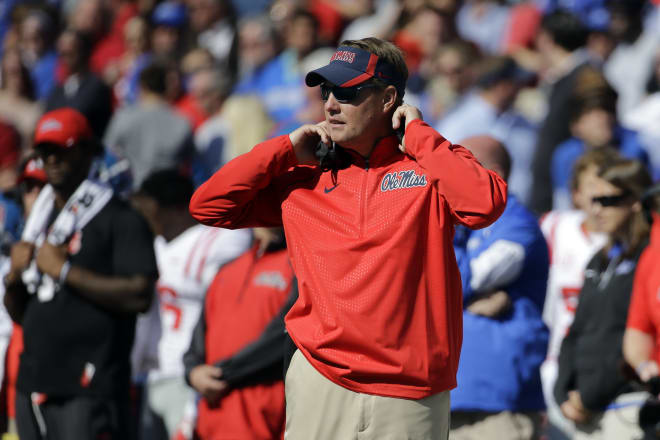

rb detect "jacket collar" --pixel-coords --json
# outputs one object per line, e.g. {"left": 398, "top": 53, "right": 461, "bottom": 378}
{"left": 341, "top": 134, "right": 402, "bottom": 168}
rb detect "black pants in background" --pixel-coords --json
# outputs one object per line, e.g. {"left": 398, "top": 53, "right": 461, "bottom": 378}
{"left": 15, "top": 391, "right": 129, "bottom": 440}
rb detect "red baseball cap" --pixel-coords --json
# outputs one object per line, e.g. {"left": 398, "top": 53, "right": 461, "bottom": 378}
{"left": 19, "top": 158, "right": 47, "bottom": 183}
{"left": 34, "top": 108, "right": 93, "bottom": 148}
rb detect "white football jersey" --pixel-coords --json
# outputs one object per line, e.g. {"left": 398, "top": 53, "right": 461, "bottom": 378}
{"left": 540, "top": 210, "right": 607, "bottom": 360}
{"left": 146, "top": 225, "right": 251, "bottom": 381}
{"left": 539, "top": 210, "right": 607, "bottom": 435}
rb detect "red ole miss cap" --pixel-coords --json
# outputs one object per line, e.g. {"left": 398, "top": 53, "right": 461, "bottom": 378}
{"left": 34, "top": 108, "right": 93, "bottom": 148}
{"left": 305, "top": 46, "right": 405, "bottom": 94}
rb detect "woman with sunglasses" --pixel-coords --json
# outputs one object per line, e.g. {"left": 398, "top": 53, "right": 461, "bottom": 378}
{"left": 554, "top": 154, "right": 652, "bottom": 439}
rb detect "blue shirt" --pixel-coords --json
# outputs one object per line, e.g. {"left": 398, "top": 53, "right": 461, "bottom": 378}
{"left": 0, "top": 193, "right": 22, "bottom": 254}
{"left": 234, "top": 50, "right": 307, "bottom": 124}
{"left": 30, "top": 51, "right": 58, "bottom": 101}
{"left": 452, "top": 194, "right": 549, "bottom": 411}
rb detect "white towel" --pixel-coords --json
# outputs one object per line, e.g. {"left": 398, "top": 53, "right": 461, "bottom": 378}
{"left": 21, "top": 179, "right": 113, "bottom": 302}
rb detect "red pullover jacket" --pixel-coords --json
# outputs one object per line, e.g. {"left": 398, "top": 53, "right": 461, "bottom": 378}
{"left": 197, "top": 245, "right": 294, "bottom": 439}
{"left": 626, "top": 213, "right": 660, "bottom": 365}
{"left": 190, "top": 120, "right": 507, "bottom": 399}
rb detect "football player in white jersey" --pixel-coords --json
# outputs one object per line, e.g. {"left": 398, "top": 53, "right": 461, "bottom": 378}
{"left": 131, "top": 170, "right": 250, "bottom": 439}
{"left": 539, "top": 149, "right": 619, "bottom": 439}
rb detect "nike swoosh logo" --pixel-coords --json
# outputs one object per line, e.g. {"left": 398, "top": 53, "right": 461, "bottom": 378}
{"left": 324, "top": 184, "right": 339, "bottom": 193}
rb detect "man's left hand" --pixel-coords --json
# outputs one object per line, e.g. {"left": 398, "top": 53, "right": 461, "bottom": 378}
{"left": 36, "top": 242, "right": 68, "bottom": 279}
{"left": 467, "top": 290, "right": 512, "bottom": 318}
{"left": 392, "top": 104, "right": 423, "bottom": 153}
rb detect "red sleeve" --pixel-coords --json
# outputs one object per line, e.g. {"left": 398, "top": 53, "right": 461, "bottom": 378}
{"left": 189, "top": 134, "right": 298, "bottom": 229}
{"left": 626, "top": 251, "right": 655, "bottom": 335}
{"left": 404, "top": 119, "right": 507, "bottom": 229}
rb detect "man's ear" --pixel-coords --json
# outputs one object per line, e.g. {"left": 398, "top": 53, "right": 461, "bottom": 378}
{"left": 382, "top": 85, "right": 397, "bottom": 113}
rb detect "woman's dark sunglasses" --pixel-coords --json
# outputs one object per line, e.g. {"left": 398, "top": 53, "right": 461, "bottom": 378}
{"left": 320, "top": 83, "right": 380, "bottom": 103}
{"left": 591, "top": 193, "right": 629, "bottom": 207}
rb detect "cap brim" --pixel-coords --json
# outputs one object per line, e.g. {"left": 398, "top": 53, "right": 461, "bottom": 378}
{"left": 33, "top": 136, "right": 70, "bottom": 148}
{"left": 305, "top": 64, "right": 371, "bottom": 88}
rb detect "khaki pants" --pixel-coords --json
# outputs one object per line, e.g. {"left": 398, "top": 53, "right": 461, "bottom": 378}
{"left": 450, "top": 411, "right": 543, "bottom": 440}
{"left": 284, "top": 350, "right": 450, "bottom": 440}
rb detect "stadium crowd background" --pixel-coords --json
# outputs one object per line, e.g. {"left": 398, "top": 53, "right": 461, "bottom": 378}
{"left": 0, "top": 0, "right": 660, "bottom": 439}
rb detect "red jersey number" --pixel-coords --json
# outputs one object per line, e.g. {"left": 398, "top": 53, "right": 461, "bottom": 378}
{"left": 562, "top": 287, "right": 581, "bottom": 314}
{"left": 157, "top": 285, "right": 182, "bottom": 330}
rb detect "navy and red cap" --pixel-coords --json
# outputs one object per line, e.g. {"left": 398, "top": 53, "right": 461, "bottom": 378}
{"left": 305, "top": 46, "right": 405, "bottom": 95}
{"left": 34, "top": 107, "right": 93, "bottom": 149}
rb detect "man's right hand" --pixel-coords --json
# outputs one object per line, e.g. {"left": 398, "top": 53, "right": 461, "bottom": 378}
{"left": 288, "top": 122, "right": 331, "bottom": 165}
{"left": 560, "top": 391, "right": 591, "bottom": 423}
{"left": 637, "top": 360, "right": 660, "bottom": 382}
{"left": 189, "top": 364, "right": 228, "bottom": 406}
{"left": 8, "top": 241, "right": 34, "bottom": 281}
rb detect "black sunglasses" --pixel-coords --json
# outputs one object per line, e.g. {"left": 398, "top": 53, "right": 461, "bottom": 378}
{"left": 591, "top": 193, "right": 629, "bottom": 207}
{"left": 320, "top": 83, "right": 381, "bottom": 103}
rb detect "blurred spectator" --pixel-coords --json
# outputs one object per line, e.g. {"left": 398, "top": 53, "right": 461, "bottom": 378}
{"left": 436, "top": 55, "right": 538, "bottom": 206}
{"left": 176, "top": 48, "right": 215, "bottom": 131}
{"left": 0, "top": 48, "right": 41, "bottom": 151}
{"left": 45, "top": 29, "right": 113, "bottom": 137}
{"left": 130, "top": 169, "right": 250, "bottom": 440}
{"left": 529, "top": 10, "right": 593, "bottom": 214}
{"left": 103, "top": 60, "right": 194, "bottom": 189}
{"left": 2, "top": 156, "right": 47, "bottom": 439}
{"left": 451, "top": 135, "right": 548, "bottom": 440}
{"left": 235, "top": 14, "right": 278, "bottom": 83}
{"left": 0, "top": 121, "right": 21, "bottom": 194}
{"left": 4, "top": 108, "right": 158, "bottom": 440}
{"left": 340, "top": 0, "right": 402, "bottom": 42}
{"left": 539, "top": 0, "right": 615, "bottom": 65}
{"left": 150, "top": 0, "right": 187, "bottom": 61}
{"left": 456, "top": 0, "right": 511, "bottom": 55}
{"left": 624, "top": 182, "right": 660, "bottom": 383}
{"left": 191, "top": 68, "right": 236, "bottom": 187}
{"left": 554, "top": 156, "right": 652, "bottom": 438}
{"left": 188, "top": 0, "right": 238, "bottom": 77}
{"left": 108, "top": 15, "right": 152, "bottom": 106}
{"left": 552, "top": 83, "right": 650, "bottom": 211}
{"left": 540, "top": 149, "right": 613, "bottom": 440}
{"left": 220, "top": 94, "right": 274, "bottom": 158}
{"left": 622, "top": 49, "right": 660, "bottom": 180}
{"left": 604, "top": 0, "right": 660, "bottom": 116}
{"left": 393, "top": 5, "right": 456, "bottom": 77}
{"left": 234, "top": 8, "right": 319, "bottom": 124}
{"left": 19, "top": 10, "right": 58, "bottom": 100}
{"left": 501, "top": 1, "right": 542, "bottom": 54}
{"left": 418, "top": 40, "right": 480, "bottom": 125}
{"left": 69, "top": 0, "right": 137, "bottom": 77}
{"left": 228, "top": 0, "right": 271, "bottom": 19}
{"left": 184, "top": 227, "right": 295, "bottom": 440}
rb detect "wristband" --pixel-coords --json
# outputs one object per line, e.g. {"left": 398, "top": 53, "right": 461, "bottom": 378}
{"left": 59, "top": 261, "right": 71, "bottom": 285}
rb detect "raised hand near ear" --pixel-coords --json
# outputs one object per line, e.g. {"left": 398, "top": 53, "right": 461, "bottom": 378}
{"left": 288, "top": 122, "right": 332, "bottom": 165}
{"left": 392, "top": 104, "right": 422, "bottom": 153}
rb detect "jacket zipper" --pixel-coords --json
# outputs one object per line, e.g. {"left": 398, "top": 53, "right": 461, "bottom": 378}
{"left": 359, "top": 158, "right": 369, "bottom": 237}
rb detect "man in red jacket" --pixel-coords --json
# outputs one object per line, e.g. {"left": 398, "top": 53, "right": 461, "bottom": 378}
{"left": 189, "top": 37, "right": 507, "bottom": 439}
{"left": 624, "top": 183, "right": 660, "bottom": 381}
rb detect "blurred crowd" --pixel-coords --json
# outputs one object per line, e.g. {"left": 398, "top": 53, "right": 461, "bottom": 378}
{"left": 0, "top": 0, "right": 659, "bottom": 439}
